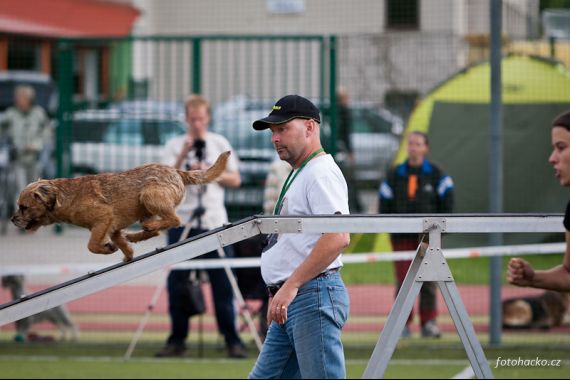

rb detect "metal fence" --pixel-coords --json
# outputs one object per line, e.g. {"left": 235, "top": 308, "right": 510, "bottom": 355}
{"left": 54, "top": 35, "right": 340, "bottom": 221}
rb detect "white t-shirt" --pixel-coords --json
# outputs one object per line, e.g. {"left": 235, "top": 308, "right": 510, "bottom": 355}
{"left": 260, "top": 154, "right": 349, "bottom": 285}
{"left": 163, "top": 132, "right": 240, "bottom": 229}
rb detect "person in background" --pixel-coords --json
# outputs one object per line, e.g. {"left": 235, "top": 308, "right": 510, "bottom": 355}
{"left": 263, "top": 157, "right": 292, "bottom": 215}
{"left": 336, "top": 86, "right": 362, "bottom": 213}
{"left": 379, "top": 131, "right": 454, "bottom": 338}
{"left": 1, "top": 85, "right": 51, "bottom": 192}
{"left": 155, "top": 94, "right": 247, "bottom": 359}
{"left": 508, "top": 110, "right": 570, "bottom": 292}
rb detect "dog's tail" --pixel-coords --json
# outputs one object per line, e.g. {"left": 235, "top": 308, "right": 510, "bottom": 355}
{"left": 177, "top": 151, "right": 231, "bottom": 185}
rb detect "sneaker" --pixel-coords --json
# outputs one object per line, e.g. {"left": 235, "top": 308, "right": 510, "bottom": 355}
{"left": 227, "top": 344, "right": 248, "bottom": 359}
{"left": 401, "top": 325, "right": 412, "bottom": 338}
{"left": 154, "top": 344, "right": 186, "bottom": 358}
{"left": 421, "top": 320, "right": 441, "bottom": 338}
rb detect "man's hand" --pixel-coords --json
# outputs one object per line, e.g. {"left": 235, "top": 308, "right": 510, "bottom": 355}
{"left": 174, "top": 135, "right": 195, "bottom": 169}
{"left": 180, "top": 135, "right": 194, "bottom": 156}
{"left": 267, "top": 283, "right": 298, "bottom": 326}
{"left": 507, "top": 258, "right": 535, "bottom": 287}
{"left": 188, "top": 162, "right": 208, "bottom": 171}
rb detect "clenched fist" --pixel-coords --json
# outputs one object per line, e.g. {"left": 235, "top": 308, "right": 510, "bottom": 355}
{"left": 506, "top": 258, "right": 535, "bottom": 287}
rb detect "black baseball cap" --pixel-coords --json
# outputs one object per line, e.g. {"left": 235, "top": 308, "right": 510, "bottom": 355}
{"left": 252, "top": 95, "right": 321, "bottom": 131}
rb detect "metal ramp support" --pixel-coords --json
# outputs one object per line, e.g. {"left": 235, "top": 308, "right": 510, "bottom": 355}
{"left": 0, "top": 214, "right": 563, "bottom": 379}
{"left": 362, "top": 218, "right": 493, "bottom": 379}
{"left": 0, "top": 216, "right": 263, "bottom": 326}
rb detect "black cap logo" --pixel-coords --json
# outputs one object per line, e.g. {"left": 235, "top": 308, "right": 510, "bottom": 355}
{"left": 253, "top": 95, "right": 321, "bottom": 130}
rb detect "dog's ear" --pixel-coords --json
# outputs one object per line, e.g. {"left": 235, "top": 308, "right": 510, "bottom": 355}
{"left": 34, "top": 185, "right": 59, "bottom": 211}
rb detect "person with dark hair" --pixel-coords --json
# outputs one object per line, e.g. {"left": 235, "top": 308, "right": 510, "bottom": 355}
{"left": 155, "top": 94, "right": 247, "bottom": 359}
{"left": 378, "top": 130, "right": 454, "bottom": 338}
{"left": 249, "top": 95, "right": 350, "bottom": 379}
{"left": 508, "top": 110, "right": 570, "bottom": 291}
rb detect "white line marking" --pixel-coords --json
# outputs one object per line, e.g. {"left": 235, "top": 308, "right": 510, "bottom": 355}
{"left": 451, "top": 366, "right": 475, "bottom": 379}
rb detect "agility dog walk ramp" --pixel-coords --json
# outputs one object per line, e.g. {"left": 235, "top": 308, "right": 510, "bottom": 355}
{"left": 0, "top": 215, "right": 563, "bottom": 379}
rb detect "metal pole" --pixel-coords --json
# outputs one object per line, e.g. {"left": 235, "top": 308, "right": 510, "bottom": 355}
{"left": 216, "top": 247, "right": 263, "bottom": 351}
{"left": 192, "top": 37, "right": 202, "bottom": 94}
{"left": 328, "top": 35, "right": 338, "bottom": 157}
{"left": 54, "top": 39, "right": 74, "bottom": 235}
{"left": 56, "top": 39, "right": 74, "bottom": 180}
{"left": 549, "top": 36, "right": 556, "bottom": 58}
{"left": 489, "top": 0, "right": 503, "bottom": 346}
{"left": 124, "top": 271, "right": 166, "bottom": 360}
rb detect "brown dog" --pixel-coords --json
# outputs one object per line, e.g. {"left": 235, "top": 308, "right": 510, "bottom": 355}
{"left": 11, "top": 151, "right": 230, "bottom": 262}
{"left": 502, "top": 290, "right": 570, "bottom": 330}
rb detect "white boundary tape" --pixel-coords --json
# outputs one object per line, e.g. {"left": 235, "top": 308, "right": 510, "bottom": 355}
{"left": 452, "top": 366, "right": 475, "bottom": 379}
{"left": 0, "top": 242, "right": 565, "bottom": 277}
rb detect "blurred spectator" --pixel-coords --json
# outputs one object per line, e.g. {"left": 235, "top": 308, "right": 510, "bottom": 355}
{"left": 1, "top": 275, "right": 79, "bottom": 342}
{"left": 263, "top": 157, "right": 292, "bottom": 215}
{"left": 0, "top": 85, "right": 52, "bottom": 193}
{"left": 336, "top": 86, "right": 352, "bottom": 160}
{"left": 155, "top": 94, "right": 247, "bottom": 359}
{"left": 379, "top": 131, "right": 454, "bottom": 338}
{"left": 336, "top": 86, "right": 362, "bottom": 213}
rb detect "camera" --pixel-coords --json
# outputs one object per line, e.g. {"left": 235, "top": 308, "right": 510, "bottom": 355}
{"left": 194, "top": 139, "right": 206, "bottom": 162}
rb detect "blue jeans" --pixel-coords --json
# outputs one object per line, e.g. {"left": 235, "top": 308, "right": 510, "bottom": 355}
{"left": 165, "top": 227, "right": 243, "bottom": 349}
{"left": 249, "top": 271, "right": 349, "bottom": 379}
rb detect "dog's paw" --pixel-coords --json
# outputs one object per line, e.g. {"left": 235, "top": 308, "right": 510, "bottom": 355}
{"left": 125, "top": 233, "right": 138, "bottom": 243}
{"left": 88, "top": 242, "right": 119, "bottom": 255}
{"left": 105, "top": 242, "right": 118, "bottom": 253}
{"left": 142, "top": 221, "right": 161, "bottom": 233}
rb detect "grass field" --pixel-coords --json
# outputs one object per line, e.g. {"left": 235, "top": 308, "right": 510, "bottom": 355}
{"left": 341, "top": 253, "right": 565, "bottom": 285}
{"left": 342, "top": 233, "right": 565, "bottom": 285}
{"left": 1, "top": 231, "right": 567, "bottom": 378}
{"left": 0, "top": 339, "right": 568, "bottom": 379}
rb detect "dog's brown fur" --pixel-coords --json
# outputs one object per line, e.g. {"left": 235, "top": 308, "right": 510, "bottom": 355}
{"left": 502, "top": 290, "right": 570, "bottom": 329}
{"left": 11, "top": 151, "right": 230, "bottom": 262}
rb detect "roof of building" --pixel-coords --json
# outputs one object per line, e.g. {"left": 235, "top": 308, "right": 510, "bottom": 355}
{"left": 0, "top": 0, "right": 140, "bottom": 38}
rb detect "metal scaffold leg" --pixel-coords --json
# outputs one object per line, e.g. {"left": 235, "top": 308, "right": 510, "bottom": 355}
{"left": 362, "top": 219, "right": 494, "bottom": 379}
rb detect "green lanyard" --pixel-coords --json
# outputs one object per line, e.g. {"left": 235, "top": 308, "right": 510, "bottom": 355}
{"left": 273, "top": 148, "right": 324, "bottom": 215}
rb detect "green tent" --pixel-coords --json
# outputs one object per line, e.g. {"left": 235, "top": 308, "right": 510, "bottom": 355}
{"left": 373, "top": 55, "right": 570, "bottom": 250}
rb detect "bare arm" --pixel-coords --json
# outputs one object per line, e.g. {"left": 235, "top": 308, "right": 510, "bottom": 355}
{"left": 507, "top": 231, "right": 570, "bottom": 291}
{"left": 268, "top": 232, "right": 350, "bottom": 325}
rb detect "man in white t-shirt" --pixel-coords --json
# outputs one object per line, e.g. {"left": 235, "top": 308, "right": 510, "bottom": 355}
{"left": 155, "top": 94, "right": 247, "bottom": 359}
{"left": 249, "top": 95, "right": 351, "bottom": 379}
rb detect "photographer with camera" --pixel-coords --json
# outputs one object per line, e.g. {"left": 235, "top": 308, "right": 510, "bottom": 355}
{"left": 156, "top": 94, "right": 246, "bottom": 359}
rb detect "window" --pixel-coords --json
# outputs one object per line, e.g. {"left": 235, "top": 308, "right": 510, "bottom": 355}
{"left": 8, "top": 38, "right": 39, "bottom": 71}
{"left": 386, "top": 0, "right": 419, "bottom": 30}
